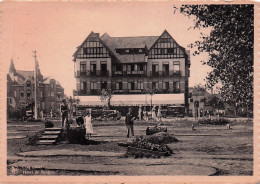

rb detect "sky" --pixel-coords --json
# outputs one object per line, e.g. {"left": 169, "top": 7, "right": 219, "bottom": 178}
{"left": 1, "top": 2, "right": 212, "bottom": 96}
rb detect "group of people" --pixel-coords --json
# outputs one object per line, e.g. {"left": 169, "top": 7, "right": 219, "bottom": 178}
{"left": 61, "top": 99, "right": 93, "bottom": 138}
{"left": 60, "top": 99, "right": 163, "bottom": 140}
{"left": 138, "top": 105, "right": 162, "bottom": 121}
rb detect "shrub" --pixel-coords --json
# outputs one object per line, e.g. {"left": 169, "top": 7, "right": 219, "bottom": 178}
{"left": 67, "top": 127, "right": 86, "bottom": 144}
{"left": 45, "top": 121, "right": 54, "bottom": 128}
{"left": 198, "top": 118, "right": 231, "bottom": 125}
{"left": 27, "top": 133, "right": 40, "bottom": 145}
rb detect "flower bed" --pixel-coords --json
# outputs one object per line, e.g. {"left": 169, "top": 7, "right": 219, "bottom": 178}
{"left": 146, "top": 126, "right": 167, "bottom": 135}
{"left": 198, "top": 118, "right": 231, "bottom": 125}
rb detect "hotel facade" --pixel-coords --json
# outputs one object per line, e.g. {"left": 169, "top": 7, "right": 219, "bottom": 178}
{"left": 73, "top": 30, "right": 190, "bottom": 112}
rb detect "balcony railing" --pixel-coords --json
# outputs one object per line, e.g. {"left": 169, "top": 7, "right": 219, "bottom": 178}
{"left": 112, "top": 70, "right": 146, "bottom": 77}
{"left": 75, "top": 70, "right": 109, "bottom": 77}
{"left": 150, "top": 70, "right": 181, "bottom": 77}
{"left": 75, "top": 88, "right": 181, "bottom": 96}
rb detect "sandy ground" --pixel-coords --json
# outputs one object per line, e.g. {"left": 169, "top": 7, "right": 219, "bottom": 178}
{"left": 7, "top": 118, "right": 253, "bottom": 175}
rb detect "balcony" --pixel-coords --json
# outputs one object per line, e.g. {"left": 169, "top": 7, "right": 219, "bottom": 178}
{"left": 112, "top": 70, "right": 146, "bottom": 77}
{"left": 150, "top": 70, "right": 181, "bottom": 77}
{"left": 74, "top": 89, "right": 102, "bottom": 96}
{"left": 75, "top": 70, "right": 109, "bottom": 77}
{"left": 112, "top": 89, "right": 144, "bottom": 94}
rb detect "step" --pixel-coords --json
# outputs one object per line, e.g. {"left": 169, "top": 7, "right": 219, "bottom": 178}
{"left": 37, "top": 139, "right": 56, "bottom": 145}
{"left": 40, "top": 135, "right": 58, "bottom": 139}
{"left": 45, "top": 127, "right": 63, "bottom": 131}
{"left": 43, "top": 131, "right": 61, "bottom": 134}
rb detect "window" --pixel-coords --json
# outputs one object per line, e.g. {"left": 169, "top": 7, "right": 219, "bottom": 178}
{"left": 173, "top": 82, "right": 180, "bottom": 91}
{"left": 57, "top": 94, "right": 61, "bottom": 99}
{"left": 163, "top": 82, "right": 169, "bottom": 89}
{"left": 50, "top": 91, "right": 54, "bottom": 97}
{"left": 173, "top": 61, "right": 180, "bottom": 71}
{"left": 42, "top": 102, "right": 45, "bottom": 110}
{"left": 168, "top": 48, "right": 174, "bottom": 54}
{"left": 139, "top": 49, "right": 143, "bottom": 53}
{"left": 190, "top": 99, "right": 193, "bottom": 102}
{"left": 131, "top": 64, "right": 135, "bottom": 71}
{"left": 137, "top": 82, "right": 144, "bottom": 90}
{"left": 116, "top": 65, "right": 122, "bottom": 71}
{"left": 40, "top": 91, "right": 43, "bottom": 98}
{"left": 51, "top": 83, "right": 54, "bottom": 88}
{"left": 137, "top": 64, "right": 143, "bottom": 71}
{"left": 91, "top": 82, "right": 97, "bottom": 89}
{"left": 161, "top": 48, "right": 167, "bottom": 54}
{"left": 26, "top": 81, "right": 31, "bottom": 87}
{"left": 27, "top": 91, "right": 31, "bottom": 97}
{"left": 128, "top": 82, "right": 134, "bottom": 90}
{"left": 116, "top": 82, "right": 123, "bottom": 90}
{"left": 80, "top": 61, "right": 86, "bottom": 73}
{"left": 20, "top": 92, "right": 24, "bottom": 98}
{"left": 14, "top": 91, "right": 17, "bottom": 97}
{"left": 125, "top": 49, "right": 129, "bottom": 53}
{"left": 152, "top": 82, "right": 158, "bottom": 89}
{"left": 90, "top": 62, "right": 96, "bottom": 71}
{"left": 80, "top": 82, "right": 87, "bottom": 90}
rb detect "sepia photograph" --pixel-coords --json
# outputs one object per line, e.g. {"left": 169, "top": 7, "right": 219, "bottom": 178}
{"left": 0, "top": 1, "right": 256, "bottom": 181}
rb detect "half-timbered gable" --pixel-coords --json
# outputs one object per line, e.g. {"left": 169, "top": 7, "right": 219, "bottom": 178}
{"left": 73, "top": 32, "right": 111, "bottom": 60}
{"left": 147, "top": 30, "right": 185, "bottom": 59}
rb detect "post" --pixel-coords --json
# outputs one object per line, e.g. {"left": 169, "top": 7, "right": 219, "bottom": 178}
{"left": 33, "top": 50, "right": 38, "bottom": 119}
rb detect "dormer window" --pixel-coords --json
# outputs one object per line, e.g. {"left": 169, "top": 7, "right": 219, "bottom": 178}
{"left": 26, "top": 80, "right": 31, "bottom": 87}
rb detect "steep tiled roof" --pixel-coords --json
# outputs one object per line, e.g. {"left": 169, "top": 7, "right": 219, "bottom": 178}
{"left": 16, "top": 70, "right": 34, "bottom": 80}
{"left": 101, "top": 36, "right": 159, "bottom": 50}
{"left": 100, "top": 35, "right": 158, "bottom": 63}
{"left": 116, "top": 54, "right": 146, "bottom": 64}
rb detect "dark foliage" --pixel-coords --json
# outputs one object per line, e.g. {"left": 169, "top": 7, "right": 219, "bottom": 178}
{"left": 146, "top": 126, "right": 167, "bottom": 135}
{"left": 44, "top": 121, "right": 54, "bottom": 128}
{"left": 67, "top": 127, "right": 86, "bottom": 144}
{"left": 198, "top": 118, "right": 231, "bottom": 125}
{"left": 27, "top": 131, "right": 43, "bottom": 145}
{"left": 174, "top": 5, "right": 253, "bottom": 114}
{"left": 143, "top": 132, "right": 179, "bottom": 144}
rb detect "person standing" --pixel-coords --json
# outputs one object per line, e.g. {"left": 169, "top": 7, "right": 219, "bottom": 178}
{"left": 60, "top": 99, "right": 68, "bottom": 128}
{"left": 152, "top": 105, "right": 157, "bottom": 121}
{"left": 125, "top": 108, "right": 135, "bottom": 138}
{"left": 138, "top": 106, "right": 142, "bottom": 121}
{"left": 84, "top": 109, "right": 94, "bottom": 139}
{"left": 157, "top": 105, "right": 162, "bottom": 122}
{"left": 143, "top": 107, "right": 148, "bottom": 121}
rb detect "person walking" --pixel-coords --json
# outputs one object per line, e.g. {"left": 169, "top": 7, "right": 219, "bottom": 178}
{"left": 125, "top": 108, "right": 135, "bottom": 138}
{"left": 84, "top": 109, "right": 93, "bottom": 139}
{"left": 60, "top": 99, "right": 68, "bottom": 128}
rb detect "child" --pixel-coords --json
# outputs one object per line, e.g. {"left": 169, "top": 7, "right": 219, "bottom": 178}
{"left": 84, "top": 109, "right": 94, "bottom": 139}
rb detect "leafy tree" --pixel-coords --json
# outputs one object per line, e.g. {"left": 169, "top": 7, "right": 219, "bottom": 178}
{"left": 174, "top": 5, "right": 253, "bottom": 114}
{"left": 192, "top": 84, "right": 207, "bottom": 96}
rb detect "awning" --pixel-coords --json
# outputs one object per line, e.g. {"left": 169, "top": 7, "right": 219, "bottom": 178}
{"left": 77, "top": 96, "right": 106, "bottom": 106}
{"left": 77, "top": 93, "right": 185, "bottom": 107}
{"left": 110, "top": 94, "right": 150, "bottom": 106}
{"left": 151, "top": 94, "right": 184, "bottom": 105}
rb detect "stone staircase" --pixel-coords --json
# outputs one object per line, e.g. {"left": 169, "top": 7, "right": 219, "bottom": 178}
{"left": 37, "top": 127, "right": 63, "bottom": 145}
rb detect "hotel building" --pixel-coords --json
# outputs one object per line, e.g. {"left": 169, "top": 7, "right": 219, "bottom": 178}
{"left": 73, "top": 30, "right": 190, "bottom": 113}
